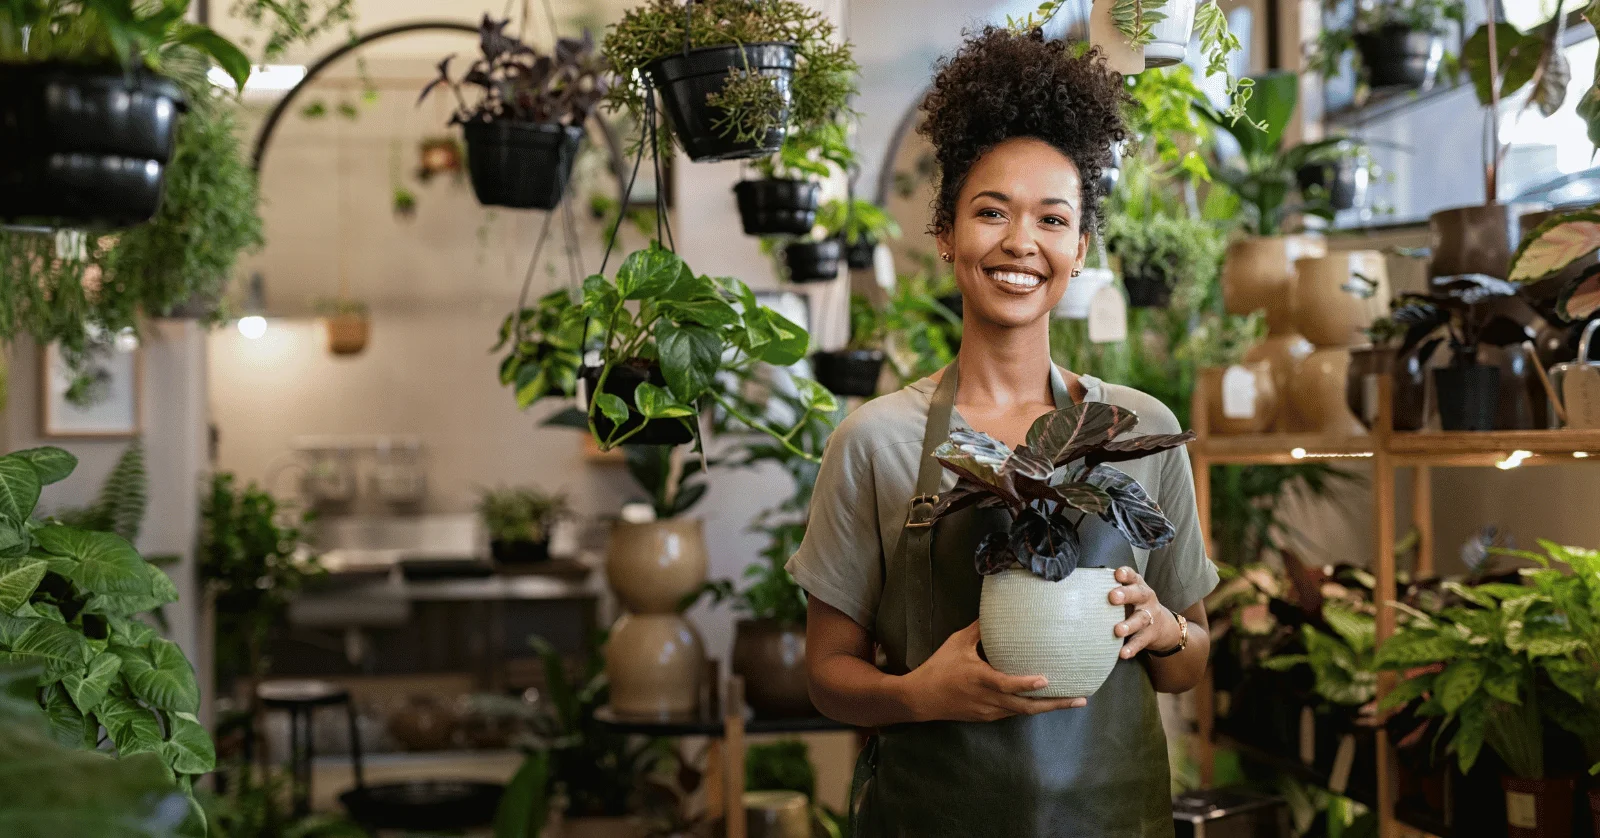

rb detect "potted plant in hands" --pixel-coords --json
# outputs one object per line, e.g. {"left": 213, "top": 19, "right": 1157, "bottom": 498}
{"left": 1307, "top": 0, "right": 1464, "bottom": 92}
{"left": 479, "top": 487, "right": 568, "bottom": 564}
{"left": 1392, "top": 274, "right": 1532, "bottom": 430}
{"left": 1179, "top": 311, "right": 1275, "bottom": 434}
{"left": 817, "top": 196, "right": 901, "bottom": 269}
{"left": 601, "top": 0, "right": 857, "bottom": 163}
{"left": 811, "top": 295, "right": 889, "bottom": 398}
{"left": 736, "top": 121, "right": 854, "bottom": 236}
{"left": 420, "top": 16, "right": 607, "bottom": 210}
{"left": 929, "top": 402, "right": 1194, "bottom": 697}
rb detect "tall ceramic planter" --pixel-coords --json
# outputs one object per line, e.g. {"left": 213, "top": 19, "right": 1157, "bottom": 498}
{"left": 1244, "top": 334, "right": 1315, "bottom": 431}
{"left": 1502, "top": 775, "right": 1575, "bottom": 838}
{"left": 605, "top": 519, "right": 708, "bottom": 719}
{"left": 1429, "top": 203, "right": 1528, "bottom": 279}
{"left": 979, "top": 567, "right": 1123, "bottom": 698}
{"left": 1289, "top": 348, "right": 1366, "bottom": 435}
{"left": 1223, "top": 236, "right": 1327, "bottom": 335}
{"left": 732, "top": 618, "right": 814, "bottom": 718}
{"left": 1199, "top": 363, "right": 1278, "bottom": 434}
{"left": 1294, "top": 251, "right": 1390, "bottom": 348}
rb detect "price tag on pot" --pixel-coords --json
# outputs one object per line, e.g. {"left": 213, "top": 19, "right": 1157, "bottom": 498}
{"left": 1563, "top": 366, "right": 1600, "bottom": 429}
{"left": 1505, "top": 791, "right": 1539, "bottom": 829}
{"left": 1087, "top": 285, "right": 1127, "bottom": 344}
{"left": 1221, "top": 365, "right": 1258, "bottom": 419}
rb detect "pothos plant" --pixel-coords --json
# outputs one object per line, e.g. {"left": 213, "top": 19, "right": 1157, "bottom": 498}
{"left": 931, "top": 402, "right": 1194, "bottom": 580}
{"left": 817, "top": 197, "right": 900, "bottom": 247}
{"left": 494, "top": 289, "right": 588, "bottom": 409}
{"left": 751, "top": 120, "right": 856, "bottom": 182}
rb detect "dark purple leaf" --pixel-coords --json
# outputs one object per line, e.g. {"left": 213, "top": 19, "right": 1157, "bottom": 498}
{"left": 1024, "top": 403, "right": 1135, "bottom": 465}
{"left": 1083, "top": 431, "right": 1196, "bottom": 470}
{"left": 975, "top": 530, "right": 1017, "bottom": 576}
{"left": 1051, "top": 481, "right": 1111, "bottom": 515}
{"left": 1008, "top": 507, "right": 1081, "bottom": 581}
{"left": 930, "top": 479, "right": 985, "bottom": 521}
{"left": 417, "top": 55, "right": 455, "bottom": 106}
{"left": 1431, "top": 273, "right": 1520, "bottom": 304}
{"left": 1085, "top": 465, "right": 1177, "bottom": 550}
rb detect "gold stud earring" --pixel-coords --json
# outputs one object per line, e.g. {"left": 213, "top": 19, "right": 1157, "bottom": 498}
{"left": 940, "top": 252, "right": 952, "bottom": 262}
{"left": 1072, "top": 269, "right": 1082, "bottom": 277}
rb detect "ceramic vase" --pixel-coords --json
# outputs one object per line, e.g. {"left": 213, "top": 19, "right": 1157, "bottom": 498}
{"left": 1293, "top": 251, "right": 1390, "bottom": 348}
{"left": 1428, "top": 203, "right": 1528, "bottom": 279}
{"left": 979, "top": 567, "right": 1123, "bottom": 699}
{"left": 1222, "top": 236, "right": 1327, "bottom": 334}
{"left": 605, "top": 613, "right": 705, "bottom": 720}
{"left": 1199, "top": 363, "right": 1278, "bottom": 435}
{"left": 1289, "top": 348, "right": 1366, "bottom": 435}
{"left": 732, "top": 619, "right": 814, "bottom": 718}
{"left": 1144, "top": 0, "right": 1197, "bottom": 67}
{"left": 1244, "top": 334, "right": 1316, "bottom": 431}
{"left": 606, "top": 519, "right": 709, "bottom": 614}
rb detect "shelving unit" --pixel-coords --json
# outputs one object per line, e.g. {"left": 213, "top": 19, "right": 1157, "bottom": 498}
{"left": 1188, "top": 377, "right": 1600, "bottom": 838}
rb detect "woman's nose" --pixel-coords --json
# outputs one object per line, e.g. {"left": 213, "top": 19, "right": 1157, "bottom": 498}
{"left": 1002, "top": 222, "right": 1038, "bottom": 257}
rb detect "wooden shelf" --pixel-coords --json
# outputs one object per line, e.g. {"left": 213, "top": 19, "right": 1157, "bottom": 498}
{"left": 1194, "top": 433, "right": 1374, "bottom": 465}
{"left": 1192, "top": 429, "right": 1600, "bottom": 467}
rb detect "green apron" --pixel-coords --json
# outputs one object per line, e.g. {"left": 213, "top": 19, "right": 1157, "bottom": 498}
{"left": 851, "top": 364, "right": 1175, "bottom": 838}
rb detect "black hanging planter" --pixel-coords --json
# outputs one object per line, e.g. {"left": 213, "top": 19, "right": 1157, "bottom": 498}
{"left": 1297, "top": 157, "right": 1362, "bottom": 211}
{"left": 461, "top": 121, "right": 584, "bottom": 210}
{"left": 1123, "top": 272, "right": 1173, "bottom": 308}
{"left": 783, "top": 239, "right": 841, "bottom": 283}
{"left": 646, "top": 42, "right": 797, "bottom": 163}
{"left": 734, "top": 178, "right": 820, "bottom": 235}
{"left": 0, "top": 63, "right": 186, "bottom": 227}
{"left": 812, "top": 349, "right": 885, "bottom": 397}
{"left": 845, "top": 236, "right": 877, "bottom": 269}
{"left": 1355, "top": 26, "right": 1441, "bottom": 89}
{"left": 1434, "top": 363, "right": 1500, "bottom": 431}
{"left": 582, "top": 361, "right": 696, "bottom": 447}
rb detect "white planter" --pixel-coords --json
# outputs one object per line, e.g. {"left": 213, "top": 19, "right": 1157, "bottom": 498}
{"left": 1053, "top": 266, "right": 1115, "bottom": 319}
{"left": 979, "top": 567, "right": 1125, "bottom": 698}
{"left": 1146, "top": 0, "right": 1198, "bottom": 68}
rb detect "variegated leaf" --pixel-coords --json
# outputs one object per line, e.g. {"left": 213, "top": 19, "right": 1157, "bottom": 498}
{"left": 1508, "top": 210, "right": 1600, "bottom": 283}
{"left": 1086, "top": 465, "right": 1177, "bottom": 550}
{"left": 1083, "top": 431, "right": 1197, "bottom": 470}
{"left": 1556, "top": 264, "right": 1600, "bottom": 321}
{"left": 1025, "top": 403, "right": 1135, "bottom": 465}
{"left": 1051, "top": 481, "right": 1111, "bottom": 515}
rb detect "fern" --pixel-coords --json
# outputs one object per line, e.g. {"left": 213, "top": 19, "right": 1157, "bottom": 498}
{"left": 57, "top": 439, "right": 148, "bottom": 542}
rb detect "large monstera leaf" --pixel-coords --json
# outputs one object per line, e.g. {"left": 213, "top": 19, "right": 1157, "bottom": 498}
{"left": 1086, "top": 465, "right": 1178, "bottom": 550}
{"left": 1025, "top": 403, "right": 1137, "bottom": 466}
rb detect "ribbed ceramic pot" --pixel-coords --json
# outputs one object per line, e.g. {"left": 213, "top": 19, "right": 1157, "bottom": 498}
{"left": 606, "top": 519, "right": 708, "bottom": 614}
{"left": 1200, "top": 362, "right": 1278, "bottom": 434}
{"left": 1223, "top": 236, "right": 1327, "bottom": 335}
{"left": 1289, "top": 347, "right": 1366, "bottom": 435}
{"left": 1244, "top": 333, "right": 1315, "bottom": 431}
{"left": 1144, "top": 0, "right": 1197, "bottom": 67}
{"left": 605, "top": 613, "right": 704, "bottom": 720}
{"left": 979, "top": 567, "right": 1123, "bottom": 699}
{"left": 1294, "top": 251, "right": 1390, "bottom": 348}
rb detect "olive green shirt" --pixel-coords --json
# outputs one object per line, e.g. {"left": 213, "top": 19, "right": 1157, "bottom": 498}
{"left": 787, "top": 372, "right": 1220, "bottom": 630}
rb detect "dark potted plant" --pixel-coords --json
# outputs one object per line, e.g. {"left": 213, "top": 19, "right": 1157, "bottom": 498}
{"left": 1105, "top": 212, "right": 1225, "bottom": 308}
{"left": 816, "top": 196, "right": 901, "bottom": 269}
{"left": 1347, "top": 308, "right": 1436, "bottom": 432}
{"left": 780, "top": 236, "right": 842, "bottom": 283}
{"left": 1295, "top": 138, "right": 1377, "bottom": 213}
{"left": 811, "top": 295, "right": 888, "bottom": 398}
{"left": 1307, "top": 0, "right": 1465, "bottom": 92}
{"left": 0, "top": 0, "right": 249, "bottom": 226}
{"left": 479, "top": 486, "right": 567, "bottom": 564}
{"left": 420, "top": 16, "right": 607, "bottom": 210}
{"left": 1392, "top": 274, "right": 1532, "bottom": 431}
{"left": 601, "top": 0, "right": 857, "bottom": 163}
{"left": 735, "top": 121, "right": 854, "bottom": 236}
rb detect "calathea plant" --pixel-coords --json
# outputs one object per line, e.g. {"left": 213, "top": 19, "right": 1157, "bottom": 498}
{"left": 931, "top": 402, "right": 1193, "bottom": 580}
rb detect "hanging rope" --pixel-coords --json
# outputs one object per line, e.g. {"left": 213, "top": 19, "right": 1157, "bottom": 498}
{"left": 510, "top": 208, "right": 560, "bottom": 344}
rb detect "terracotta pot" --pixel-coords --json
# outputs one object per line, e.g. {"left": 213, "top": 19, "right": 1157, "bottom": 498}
{"left": 745, "top": 790, "right": 811, "bottom": 838}
{"left": 1199, "top": 363, "right": 1278, "bottom": 435}
{"left": 732, "top": 618, "right": 814, "bottom": 718}
{"left": 1289, "top": 348, "right": 1366, "bottom": 435}
{"left": 606, "top": 519, "right": 708, "bottom": 614}
{"left": 326, "top": 313, "right": 369, "bottom": 356}
{"left": 1293, "top": 251, "right": 1390, "bottom": 348}
{"left": 1502, "top": 775, "right": 1576, "bottom": 838}
{"left": 1429, "top": 203, "right": 1538, "bottom": 279}
{"left": 1223, "top": 236, "right": 1327, "bottom": 334}
{"left": 386, "top": 695, "right": 458, "bottom": 751}
{"left": 605, "top": 613, "right": 704, "bottom": 720}
{"left": 1244, "top": 333, "right": 1315, "bottom": 431}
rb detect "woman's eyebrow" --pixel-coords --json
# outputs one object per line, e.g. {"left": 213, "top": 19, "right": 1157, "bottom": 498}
{"left": 971, "top": 190, "right": 1009, "bottom": 203}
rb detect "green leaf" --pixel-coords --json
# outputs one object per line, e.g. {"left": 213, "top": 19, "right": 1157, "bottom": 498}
{"left": 0, "top": 558, "right": 46, "bottom": 612}
{"left": 594, "top": 393, "right": 630, "bottom": 427}
{"left": 1375, "top": 631, "right": 1460, "bottom": 669}
{"left": 0, "top": 618, "right": 91, "bottom": 681}
{"left": 1462, "top": 24, "right": 1543, "bottom": 106}
{"left": 1378, "top": 672, "right": 1432, "bottom": 711}
{"left": 62, "top": 651, "right": 121, "bottom": 715}
{"left": 1482, "top": 672, "right": 1521, "bottom": 705}
{"left": 494, "top": 750, "right": 551, "bottom": 838}
{"left": 175, "top": 23, "right": 251, "bottom": 91}
{"left": 615, "top": 246, "right": 687, "bottom": 301}
{"left": 514, "top": 363, "right": 550, "bottom": 410}
{"left": 0, "top": 457, "right": 42, "bottom": 524}
{"left": 1525, "top": 634, "right": 1584, "bottom": 657}
{"left": 757, "top": 308, "right": 809, "bottom": 366}
{"left": 86, "top": 561, "right": 178, "bottom": 616}
{"left": 661, "top": 297, "right": 741, "bottom": 329}
{"left": 97, "top": 688, "right": 164, "bottom": 757}
{"left": 1261, "top": 654, "right": 1310, "bottom": 671}
{"left": 41, "top": 683, "right": 86, "bottom": 748}
{"left": 1508, "top": 211, "right": 1600, "bottom": 283}
{"left": 7, "top": 448, "right": 77, "bottom": 486}
{"left": 580, "top": 274, "right": 620, "bottom": 317}
{"left": 1323, "top": 601, "right": 1376, "bottom": 655}
{"left": 108, "top": 616, "right": 158, "bottom": 648}
{"left": 1436, "top": 660, "right": 1485, "bottom": 714}
{"left": 634, "top": 383, "right": 695, "bottom": 419}
{"left": 161, "top": 711, "right": 215, "bottom": 775}
{"left": 656, "top": 322, "right": 721, "bottom": 403}
{"left": 118, "top": 639, "right": 199, "bottom": 713}
{"left": 34, "top": 527, "right": 158, "bottom": 601}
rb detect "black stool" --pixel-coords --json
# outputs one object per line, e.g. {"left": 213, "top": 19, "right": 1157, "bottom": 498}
{"left": 256, "top": 679, "right": 364, "bottom": 817}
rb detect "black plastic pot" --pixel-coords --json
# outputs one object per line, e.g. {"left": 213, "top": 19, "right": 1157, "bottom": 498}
{"left": 812, "top": 349, "right": 885, "bottom": 397}
{"left": 783, "top": 239, "right": 841, "bottom": 283}
{"left": 490, "top": 539, "right": 550, "bottom": 564}
{"left": 734, "top": 178, "right": 819, "bottom": 235}
{"left": 1123, "top": 272, "right": 1173, "bottom": 308}
{"left": 1297, "top": 157, "right": 1362, "bottom": 211}
{"left": 646, "top": 42, "right": 796, "bottom": 163}
{"left": 845, "top": 236, "right": 877, "bottom": 269}
{"left": 0, "top": 63, "right": 185, "bottom": 226}
{"left": 582, "top": 362, "right": 696, "bottom": 447}
{"left": 1434, "top": 363, "right": 1500, "bottom": 431}
{"left": 462, "top": 121, "right": 584, "bottom": 210}
{"left": 1355, "top": 26, "right": 1441, "bottom": 89}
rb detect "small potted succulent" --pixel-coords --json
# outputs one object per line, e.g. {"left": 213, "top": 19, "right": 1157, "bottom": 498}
{"left": 811, "top": 294, "right": 888, "bottom": 398}
{"left": 736, "top": 121, "right": 854, "bottom": 237}
{"left": 1307, "top": 0, "right": 1465, "bottom": 92}
{"left": 420, "top": 16, "right": 608, "bottom": 210}
{"left": 930, "top": 402, "right": 1193, "bottom": 697}
{"left": 817, "top": 197, "right": 901, "bottom": 269}
{"left": 478, "top": 486, "right": 567, "bottom": 563}
{"left": 1179, "top": 311, "right": 1275, "bottom": 435}
{"left": 0, "top": 0, "right": 250, "bottom": 226}
{"left": 1391, "top": 274, "right": 1532, "bottom": 431}
{"left": 601, "top": 0, "right": 857, "bottom": 163}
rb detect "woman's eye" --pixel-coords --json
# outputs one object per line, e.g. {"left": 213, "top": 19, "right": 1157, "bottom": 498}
{"left": 977, "top": 208, "right": 1004, "bottom": 219}
{"left": 1042, "top": 215, "right": 1068, "bottom": 226}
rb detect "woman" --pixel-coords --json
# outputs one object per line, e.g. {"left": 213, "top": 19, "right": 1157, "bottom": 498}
{"left": 785, "top": 28, "right": 1218, "bottom": 837}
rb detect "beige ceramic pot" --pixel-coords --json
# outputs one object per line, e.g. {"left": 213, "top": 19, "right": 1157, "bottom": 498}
{"left": 732, "top": 619, "right": 814, "bottom": 718}
{"left": 1222, "top": 235, "right": 1327, "bottom": 334}
{"left": 1294, "top": 251, "right": 1390, "bottom": 348}
{"left": 745, "top": 790, "right": 812, "bottom": 838}
{"left": 1199, "top": 363, "right": 1278, "bottom": 435}
{"left": 1288, "top": 347, "right": 1366, "bottom": 435}
{"left": 605, "top": 613, "right": 703, "bottom": 720}
{"left": 979, "top": 567, "right": 1123, "bottom": 699}
{"left": 326, "top": 313, "right": 369, "bottom": 356}
{"left": 606, "top": 519, "right": 708, "bottom": 614}
{"left": 1244, "top": 333, "right": 1315, "bottom": 431}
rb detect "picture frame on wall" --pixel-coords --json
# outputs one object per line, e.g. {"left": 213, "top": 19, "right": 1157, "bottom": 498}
{"left": 39, "top": 343, "right": 142, "bottom": 438}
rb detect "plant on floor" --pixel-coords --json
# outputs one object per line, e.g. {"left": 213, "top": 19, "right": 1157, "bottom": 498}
{"left": 1177, "top": 311, "right": 1266, "bottom": 368}
{"left": 745, "top": 739, "right": 846, "bottom": 838}
{"left": 477, "top": 487, "right": 567, "bottom": 545}
{"left": 494, "top": 289, "right": 587, "bottom": 409}
{"left": 53, "top": 438, "right": 146, "bottom": 543}
{"left": 1306, "top": 0, "right": 1465, "bottom": 81}
{"left": 419, "top": 16, "right": 608, "bottom": 128}
{"left": 0, "top": 447, "right": 215, "bottom": 794}
{"left": 817, "top": 197, "right": 900, "bottom": 247}
{"left": 201, "top": 768, "right": 369, "bottom": 838}
{"left": 600, "top": 0, "right": 857, "bottom": 156}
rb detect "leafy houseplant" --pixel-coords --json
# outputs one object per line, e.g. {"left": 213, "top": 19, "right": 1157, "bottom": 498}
{"left": 1307, "top": 0, "right": 1465, "bottom": 91}
{"left": 494, "top": 289, "right": 587, "bottom": 410}
{"left": 53, "top": 439, "right": 146, "bottom": 543}
{"left": 0, "top": 446, "right": 216, "bottom": 790}
{"left": 1183, "top": 312, "right": 1275, "bottom": 435}
{"left": 818, "top": 197, "right": 900, "bottom": 269}
{"left": 420, "top": 16, "right": 608, "bottom": 210}
{"left": 737, "top": 122, "right": 855, "bottom": 237}
{"left": 314, "top": 297, "right": 370, "bottom": 356}
{"left": 601, "top": 0, "right": 857, "bottom": 163}
{"left": 478, "top": 486, "right": 567, "bottom": 564}
{"left": 1391, "top": 274, "right": 1532, "bottom": 431}
{"left": 811, "top": 295, "right": 889, "bottom": 398}
{"left": 1105, "top": 211, "right": 1226, "bottom": 307}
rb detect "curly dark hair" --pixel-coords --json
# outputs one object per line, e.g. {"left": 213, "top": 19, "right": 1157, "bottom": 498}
{"left": 919, "top": 28, "right": 1130, "bottom": 236}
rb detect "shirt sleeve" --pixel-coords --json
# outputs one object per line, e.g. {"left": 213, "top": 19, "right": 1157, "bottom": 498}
{"left": 1143, "top": 442, "right": 1219, "bottom": 614}
{"left": 785, "top": 415, "right": 883, "bottom": 629}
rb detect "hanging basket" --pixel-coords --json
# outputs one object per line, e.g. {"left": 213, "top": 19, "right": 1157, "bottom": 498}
{"left": 734, "top": 178, "right": 819, "bottom": 235}
{"left": 811, "top": 349, "right": 884, "bottom": 397}
{"left": 646, "top": 42, "right": 797, "bottom": 163}
{"left": 844, "top": 236, "right": 877, "bottom": 269}
{"left": 326, "top": 313, "right": 370, "bottom": 356}
{"left": 461, "top": 121, "right": 584, "bottom": 210}
{"left": 0, "top": 63, "right": 185, "bottom": 227}
{"left": 1123, "top": 272, "right": 1174, "bottom": 308}
{"left": 582, "top": 361, "right": 696, "bottom": 447}
{"left": 783, "top": 239, "right": 841, "bottom": 283}
{"left": 1356, "top": 26, "right": 1442, "bottom": 89}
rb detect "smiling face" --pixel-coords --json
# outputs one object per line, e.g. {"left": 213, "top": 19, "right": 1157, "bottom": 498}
{"left": 936, "top": 137, "right": 1090, "bottom": 330}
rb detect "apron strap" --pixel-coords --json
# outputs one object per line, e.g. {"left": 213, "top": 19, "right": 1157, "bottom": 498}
{"left": 898, "top": 363, "right": 960, "bottom": 669}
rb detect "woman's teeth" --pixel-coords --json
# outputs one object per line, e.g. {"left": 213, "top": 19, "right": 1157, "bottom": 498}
{"left": 990, "top": 270, "right": 1043, "bottom": 289}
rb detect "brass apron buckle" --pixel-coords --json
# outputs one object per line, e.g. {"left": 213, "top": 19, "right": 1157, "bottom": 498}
{"left": 904, "top": 494, "right": 939, "bottom": 529}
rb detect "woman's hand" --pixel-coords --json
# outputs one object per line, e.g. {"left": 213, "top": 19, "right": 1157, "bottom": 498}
{"left": 1110, "top": 566, "right": 1181, "bottom": 659}
{"left": 900, "top": 620, "right": 1087, "bottom": 722}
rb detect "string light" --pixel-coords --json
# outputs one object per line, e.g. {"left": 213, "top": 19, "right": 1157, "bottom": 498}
{"left": 1495, "top": 450, "right": 1533, "bottom": 470}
